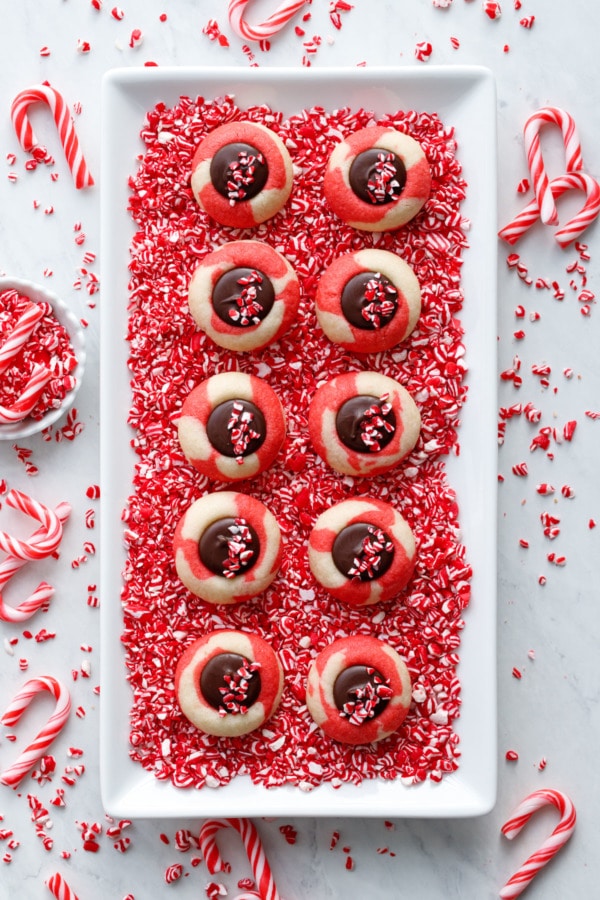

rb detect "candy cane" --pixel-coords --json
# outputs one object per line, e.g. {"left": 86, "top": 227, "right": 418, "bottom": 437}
{"left": 0, "top": 676, "right": 71, "bottom": 787}
{"left": 0, "top": 489, "right": 68, "bottom": 562}
{"left": 524, "top": 107, "right": 583, "bottom": 226}
{"left": 0, "top": 363, "right": 53, "bottom": 425}
{"left": 45, "top": 871, "right": 80, "bottom": 900}
{"left": 11, "top": 84, "right": 94, "bottom": 189}
{"left": 0, "top": 500, "right": 71, "bottom": 623}
{"left": 228, "top": 0, "right": 308, "bottom": 41}
{"left": 499, "top": 788, "right": 576, "bottom": 899}
{"left": 0, "top": 300, "right": 49, "bottom": 377}
{"left": 498, "top": 171, "right": 600, "bottom": 248}
{"left": 199, "top": 818, "right": 281, "bottom": 900}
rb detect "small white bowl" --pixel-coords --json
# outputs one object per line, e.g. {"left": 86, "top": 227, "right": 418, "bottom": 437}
{"left": 0, "top": 276, "right": 86, "bottom": 440}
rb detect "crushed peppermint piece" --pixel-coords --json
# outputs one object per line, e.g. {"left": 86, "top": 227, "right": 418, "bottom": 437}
{"left": 483, "top": 1, "right": 502, "bottom": 19}
{"left": 414, "top": 41, "right": 433, "bottom": 62}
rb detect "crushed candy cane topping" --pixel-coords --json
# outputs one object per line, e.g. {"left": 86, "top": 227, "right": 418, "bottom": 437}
{"left": 229, "top": 270, "right": 266, "bottom": 325}
{"left": 367, "top": 152, "right": 403, "bottom": 204}
{"left": 362, "top": 275, "right": 398, "bottom": 327}
{"left": 348, "top": 526, "right": 395, "bottom": 580}
{"left": 359, "top": 394, "right": 395, "bottom": 449}
{"left": 227, "top": 401, "right": 261, "bottom": 463}
{"left": 340, "top": 669, "right": 394, "bottom": 725}
{"left": 226, "top": 149, "right": 266, "bottom": 204}
{"left": 218, "top": 660, "right": 262, "bottom": 716}
{"left": 221, "top": 518, "right": 257, "bottom": 578}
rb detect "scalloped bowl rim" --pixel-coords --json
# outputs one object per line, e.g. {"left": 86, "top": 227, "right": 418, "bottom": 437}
{"left": 0, "top": 276, "right": 86, "bottom": 440}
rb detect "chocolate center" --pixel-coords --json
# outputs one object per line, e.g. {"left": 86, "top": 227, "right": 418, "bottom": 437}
{"left": 333, "top": 664, "right": 391, "bottom": 722}
{"left": 209, "top": 142, "right": 269, "bottom": 203}
{"left": 332, "top": 522, "right": 395, "bottom": 581}
{"left": 212, "top": 267, "right": 275, "bottom": 328}
{"left": 200, "top": 652, "right": 262, "bottom": 712}
{"left": 335, "top": 394, "right": 396, "bottom": 453}
{"left": 341, "top": 272, "right": 399, "bottom": 330}
{"left": 349, "top": 148, "right": 406, "bottom": 205}
{"left": 199, "top": 516, "right": 259, "bottom": 578}
{"left": 206, "top": 399, "right": 266, "bottom": 461}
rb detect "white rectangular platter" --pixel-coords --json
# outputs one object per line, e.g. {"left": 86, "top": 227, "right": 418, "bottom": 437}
{"left": 100, "top": 65, "right": 497, "bottom": 818}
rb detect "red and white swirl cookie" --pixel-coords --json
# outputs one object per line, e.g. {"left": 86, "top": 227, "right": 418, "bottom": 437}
{"left": 308, "top": 498, "right": 416, "bottom": 606}
{"left": 173, "top": 491, "right": 282, "bottom": 604}
{"left": 188, "top": 240, "right": 300, "bottom": 352}
{"left": 308, "top": 370, "right": 421, "bottom": 477}
{"left": 175, "top": 630, "right": 284, "bottom": 737}
{"left": 323, "top": 125, "right": 431, "bottom": 232}
{"left": 315, "top": 248, "right": 421, "bottom": 353}
{"left": 191, "top": 121, "right": 294, "bottom": 228}
{"left": 305, "top": 635, "right": 412, "bottom": 745}
{"left": 177, "top": 372, "right": 286, "bottom": 482}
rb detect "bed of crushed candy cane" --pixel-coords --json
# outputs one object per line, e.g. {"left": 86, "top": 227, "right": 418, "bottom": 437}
{"left": 121, "top": 94, "right": 472, "bottom": 791}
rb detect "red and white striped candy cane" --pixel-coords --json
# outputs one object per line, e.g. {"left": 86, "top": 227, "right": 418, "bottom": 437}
{"left": 0, "top": 363, "right": 53, "bottom": 425}
{"left": 199, "top": 818, "right": 281, "bottom": 900}
{"left": 500, "top": 788, "right": 576, "bottom": 899}
{"left": 0, "top": 489, "right": 68, "bottom": 561}
{"left": 523, "top": 107, "right": 583, "bottom": 226}
{"left": 11, "top": 84, "right": 94, "bottom": 190}
{"left": 498, "top": 171, "right": 600, "bottom": 248}
{"left": 0, "top": 581, "right": 54, "bottom": 624}
{"left": 228, "top": 0, "right": 308, "bottom": 41}
{"left": 0, "top": 300, "right": 49, "bottom": 377}
{"left": 0, "top": 675, "right": 71, "bottom": 787}
{"left": 45, "top": 871, "right": 80, "bottom": 900}
{"left": 0, "top": 500, "right": 71, "bottom": 623}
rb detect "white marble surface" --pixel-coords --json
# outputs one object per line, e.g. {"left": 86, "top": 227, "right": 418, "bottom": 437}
{"left": 0, "top": 1, "right": 598, "bottom": 897}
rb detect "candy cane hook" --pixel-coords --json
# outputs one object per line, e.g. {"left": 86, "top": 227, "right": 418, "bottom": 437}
{"left": 11, "top": 83, "right": 94, "bottom": 189}
{"left": 199, "top": 818, "right": 281, "bottom": 900}
{"left": 0, "top": 500, "right": 72, "bottom": 623}
{"left": 523, "top": 107, "right": 584, "bottom": 226}
{"left": 499, "top": 171, "right": 600, "bottom": 248}
{"left": 0, "top": 489, "right": 68, "bottom": 561}
{"left": 228, "top": 0, "right": 309, "bottom": 42}
{"left": 499, "top": 788, "right": 576, "bottom": 899}
{"left": 0, "top": 300, "right": 49, "bottom": 377}
{"left": 0, "top": 676, "right": 71, "bottom": 787}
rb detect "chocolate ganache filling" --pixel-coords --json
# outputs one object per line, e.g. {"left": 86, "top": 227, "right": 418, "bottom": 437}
{"left": 199, "top": 517, "right": 259, "bottom": 578}
{"left": 206, "top": 399, "right": 266, "bottom": 460}
{"left": 200, "top": 652, "right": 262, "bottom": 712}
{"left": 212, "top": 267, "right": 275, "bottom": 328}
{"left": 341, "top": 272, "right": 399, "bottom": 330}
{"left": 349, "top": 148, "right": 406, "bottom": 205}
{"left": 332, "top": 522, "right": 395, "bottom": 581}
{"left": 335, "top": 394, "right": 396, "bottom": 453}
{"left": 209, "top": 142, "right": 269, "bottom": 203}
{"left": 333, "top": 664, "right": 391, "bottom": 722}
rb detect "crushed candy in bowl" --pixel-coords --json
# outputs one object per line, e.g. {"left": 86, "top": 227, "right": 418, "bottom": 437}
{"left": 0, "top": 276, "right": 86, "bottom": 439}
